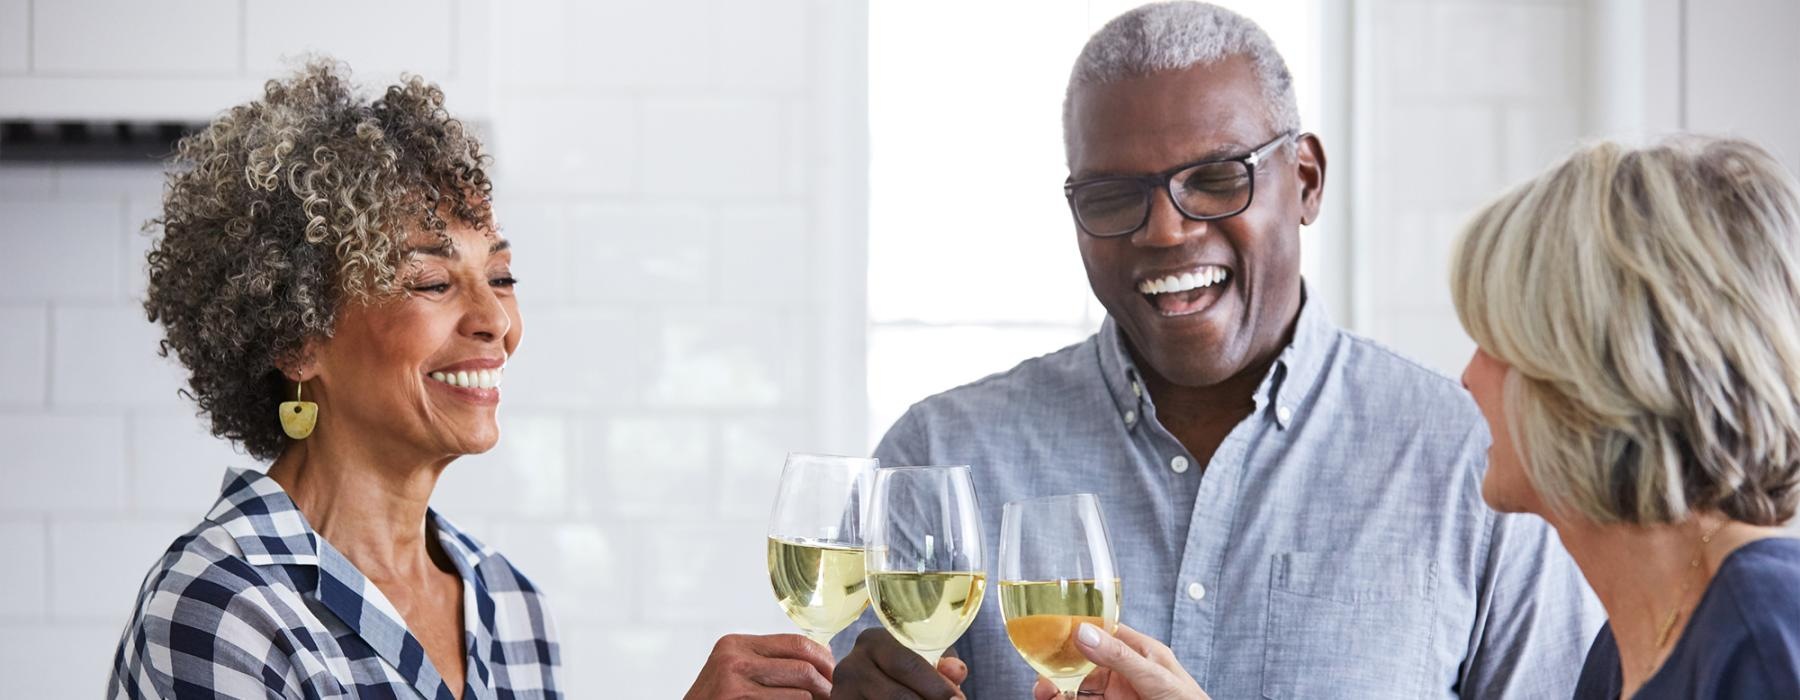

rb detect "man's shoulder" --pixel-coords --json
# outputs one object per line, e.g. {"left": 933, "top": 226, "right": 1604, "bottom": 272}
{"left": 902, "top": 335, "right": 1100, "bottom": 421}
{"left": 1324, "top": 328, "right": 1483, "bottom": 428}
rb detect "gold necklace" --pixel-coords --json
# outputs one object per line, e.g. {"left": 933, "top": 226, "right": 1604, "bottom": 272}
{"left": 1653, "top": 518, "right": 1729, "bottom": 649}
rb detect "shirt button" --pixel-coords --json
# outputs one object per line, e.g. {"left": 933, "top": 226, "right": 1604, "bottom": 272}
{"left": 1131, "top": 381, "right": 1143, "bottom": 397}
{"left": 1276, "top": 405, "right": 1293, "bottom": 423}
{"left": 1187, "top": 582, "right": 1206, "bottom": 601}
{"left": 1124, "top": 410, "right": 1137, "bottom": 425}
{"left": 1170, "top": 456, "right": 1190, "bottom": 473}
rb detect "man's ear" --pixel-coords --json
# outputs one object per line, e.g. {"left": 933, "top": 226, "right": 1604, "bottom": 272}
{"left": 1295, "top": 132, "right": 1327, "bottom": 226}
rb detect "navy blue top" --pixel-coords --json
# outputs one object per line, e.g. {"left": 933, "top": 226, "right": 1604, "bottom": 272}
{"left": 1574, "top": 537, "right": 1800, "bottom": 699}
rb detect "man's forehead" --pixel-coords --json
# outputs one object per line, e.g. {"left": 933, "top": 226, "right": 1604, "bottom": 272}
{"left": 1066, "top": 60, "right": 1272, "bottom": 174}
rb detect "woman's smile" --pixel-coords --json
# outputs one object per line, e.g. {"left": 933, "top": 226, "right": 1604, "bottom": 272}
{"left": 425, "top": 357, "right": 507, "bottom": 406}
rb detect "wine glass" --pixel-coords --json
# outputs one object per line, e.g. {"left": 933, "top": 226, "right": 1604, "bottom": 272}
{"left": 767, "top": 452, "right": 879, "bottom": 647}
{"left": 864, "top": 465, "right": 988, "bottom": 666}
{"left": 998, "top": 493, "right": 1122, "bottom": 699}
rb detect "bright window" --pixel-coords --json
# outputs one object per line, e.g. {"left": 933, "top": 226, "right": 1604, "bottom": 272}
{"left": 867, "top": 0, "right": 1323, "bottom": 445}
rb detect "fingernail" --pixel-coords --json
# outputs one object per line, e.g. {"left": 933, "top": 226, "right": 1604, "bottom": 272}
{"left": 1077, "top": 622, "right": 1102, "bottom": 647}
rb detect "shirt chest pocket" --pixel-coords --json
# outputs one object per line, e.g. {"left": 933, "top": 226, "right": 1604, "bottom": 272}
{"left": 1261, "top": 552, "right": 1439, "bottom": 700}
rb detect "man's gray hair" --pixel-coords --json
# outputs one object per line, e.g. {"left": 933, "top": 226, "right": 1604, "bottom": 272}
{"left": 1065, "top": 1, "right": 1300, "bottom": 157}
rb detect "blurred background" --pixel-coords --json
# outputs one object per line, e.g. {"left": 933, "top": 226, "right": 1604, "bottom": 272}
{"left": 0, "top": 0, "right": 1795, "bottom": 696}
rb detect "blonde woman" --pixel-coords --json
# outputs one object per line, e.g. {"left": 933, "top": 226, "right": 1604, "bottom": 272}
{"left": 1452, "top": 136, "right": 1800, "bottom": 699}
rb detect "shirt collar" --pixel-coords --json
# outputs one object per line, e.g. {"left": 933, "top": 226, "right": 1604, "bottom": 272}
{"left": 207, "top": 467, "right": 495, "bottom": 572}
{"left": 1096, "top": 281, "right": 1337, "bottom": 430}
{"left": 204, "top": 467, "right": 500, "bottom": 700}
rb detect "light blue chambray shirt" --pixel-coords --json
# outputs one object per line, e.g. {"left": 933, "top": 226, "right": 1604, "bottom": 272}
{"left": 835, "top": 295, "right": 1601, "bottom": 699}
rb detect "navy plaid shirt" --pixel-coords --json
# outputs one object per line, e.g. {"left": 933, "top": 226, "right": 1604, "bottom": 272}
{"left": 108, "top": 468, "right": 562, "bottom": 699}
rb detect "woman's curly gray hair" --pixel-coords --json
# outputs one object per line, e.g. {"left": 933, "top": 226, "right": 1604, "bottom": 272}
{"left": 144, "top": 59, "right": 493, "bottom": 461}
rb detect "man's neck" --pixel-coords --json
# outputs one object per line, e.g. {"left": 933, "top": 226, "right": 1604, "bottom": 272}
{"left": 1138, "top": 354, "right": 1273, "bottom": 427}
{"left": 1133, "top": 293, "right": 1302, "bottom": 432}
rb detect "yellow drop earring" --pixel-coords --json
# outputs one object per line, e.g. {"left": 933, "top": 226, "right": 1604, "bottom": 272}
{"left": 279, "top": 380, "right": 319, "bottom": 440}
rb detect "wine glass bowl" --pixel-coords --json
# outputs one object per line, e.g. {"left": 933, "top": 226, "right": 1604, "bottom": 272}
{"left": 998, "top": 493, "right": 1121, "bottom": 698}
{"left": 766, "top": 452, "right": 879, "bottom": 647}
{"left": 864, "top": 465, "right": 988, "bottom": 666}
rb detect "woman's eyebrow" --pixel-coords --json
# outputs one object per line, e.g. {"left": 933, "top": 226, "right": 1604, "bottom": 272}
{"left": 407, "top": 242, "right": 458, "bottom": 259}
{"left": 407, "top": 237, "right": 509, "bottom": 259}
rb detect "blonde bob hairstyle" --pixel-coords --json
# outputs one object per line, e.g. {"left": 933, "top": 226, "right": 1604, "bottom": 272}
{"left": 1452, "top": 136, "right": 1800, "bottom": 526}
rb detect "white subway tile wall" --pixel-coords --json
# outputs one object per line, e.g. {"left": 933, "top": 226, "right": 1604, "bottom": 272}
{"left": 1358, "top": 0, "right": 1586, "bottom": 375}
{"left": 0, "top": 1, "right": 857, "bottom": 697}
{"left": 31, "top": 0, "right": 239, "bottom": 75}
{"left": 0, "top": 0, "right": 27, "bottom": 74}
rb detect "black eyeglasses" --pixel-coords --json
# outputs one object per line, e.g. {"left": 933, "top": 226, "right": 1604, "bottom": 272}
{"left": 1063, "top": 131, "right": 1297, "bottom": 238}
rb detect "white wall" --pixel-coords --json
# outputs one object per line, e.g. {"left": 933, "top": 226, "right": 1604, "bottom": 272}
{"left": 0, "top": 0, "right": 492, "bottom": 121}
{"left": 1354, "top": 0, "right": 1800, "bottom": 375}
{"left": 1348, "top": 0, "right": 1590, "bottom": 373}
{"left": 0, "top": 1, "right": 867, "bottom": 697}
{"left": 1683, "top": 0, "right": 1800, "bottom": 170}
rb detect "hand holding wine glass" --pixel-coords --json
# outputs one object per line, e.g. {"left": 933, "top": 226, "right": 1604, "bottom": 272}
{"left": 1028, "top": 624, "right": 1210, "bottom": 700}
{"left": 998, "top": 493, "right": 1122, "bottom": 698}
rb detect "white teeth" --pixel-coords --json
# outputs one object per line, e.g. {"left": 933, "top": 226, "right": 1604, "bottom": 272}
{"left": 1137, "top": 266, "right": 1230, "bottom": 295}
{"left": 428, "top": 367, "right": 505, "bottom": 390}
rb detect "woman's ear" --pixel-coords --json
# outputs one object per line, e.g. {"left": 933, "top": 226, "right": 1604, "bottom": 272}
{"left": 276, "top": 340, "right": 321, "bottom": 383}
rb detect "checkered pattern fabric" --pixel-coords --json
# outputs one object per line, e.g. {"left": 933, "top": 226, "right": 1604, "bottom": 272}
{"left": 108, "top": 468, "right": 562, "bottom": 699}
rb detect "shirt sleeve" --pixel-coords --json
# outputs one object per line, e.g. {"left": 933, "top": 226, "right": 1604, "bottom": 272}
{"left": 829, "top": 405, "right": 933, "bottom": 661}
{"left": 1455, "top": 456, "right": 1604, "bottom": 697}
{"left": 109, "top": 556, "right": 311, "bottom": 700}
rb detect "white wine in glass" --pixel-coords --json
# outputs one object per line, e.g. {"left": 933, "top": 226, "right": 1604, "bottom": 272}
{"left": 767, "top": 452, "right": 879, "bottom": 647}
{"left": 865, "top": 465, "right": 987, "bottom": 666}
{"left": 998, "top": 493, "right": 1122, "bottom": 698}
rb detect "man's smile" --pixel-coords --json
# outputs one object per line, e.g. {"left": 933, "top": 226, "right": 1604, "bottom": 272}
{"left": 1136, "top": 264, "right": 1233, "bottom": 316}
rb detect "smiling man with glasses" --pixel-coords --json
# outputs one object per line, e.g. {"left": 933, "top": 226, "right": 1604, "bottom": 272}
{"left": 828, "top": 2, "right": 1600, "bottom": 699}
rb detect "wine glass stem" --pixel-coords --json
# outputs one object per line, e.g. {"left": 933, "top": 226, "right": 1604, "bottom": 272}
{"left": 804, "top": 631, "right": 835, "bottom": 648}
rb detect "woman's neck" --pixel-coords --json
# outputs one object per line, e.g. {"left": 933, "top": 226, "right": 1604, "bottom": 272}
{"left": 1552, "top": 512, "right": 1785, "bottom": 695}
{"left": 266, "top": 434, "right": 453, "bottom": 583}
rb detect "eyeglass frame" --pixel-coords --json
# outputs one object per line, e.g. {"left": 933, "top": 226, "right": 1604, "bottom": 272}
{"left": 1062, "top": 130, "right": 1299, "bottom": 238}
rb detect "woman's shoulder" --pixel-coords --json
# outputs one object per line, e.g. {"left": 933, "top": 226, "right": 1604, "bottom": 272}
{"left": 1697, "top": 538, "right": 1800, "bottom": 695}
{"left": 1717, "top": 537, "right": 1800, "bottom": 607}
{"left": 1717, "top": 537, "right": 1800, "bottom": 627}
{"left": 122, "top": 517, "right": 298, "bottom": 629}
{"left": 110, "top": 517, "right": 317, "bottom": 697}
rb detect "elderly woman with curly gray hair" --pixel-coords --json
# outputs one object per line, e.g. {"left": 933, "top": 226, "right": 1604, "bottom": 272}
{"left": 106, "top": 61, "right": 836, "bottom": 700}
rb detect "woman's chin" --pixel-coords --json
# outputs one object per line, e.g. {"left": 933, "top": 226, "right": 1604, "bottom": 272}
{"left": 433, "top": 422, "right": 502, "bottom": 457}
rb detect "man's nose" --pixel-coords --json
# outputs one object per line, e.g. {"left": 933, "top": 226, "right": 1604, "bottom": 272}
{"left": 1132, "top": 188, "right": 1202, "bottom": 247}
